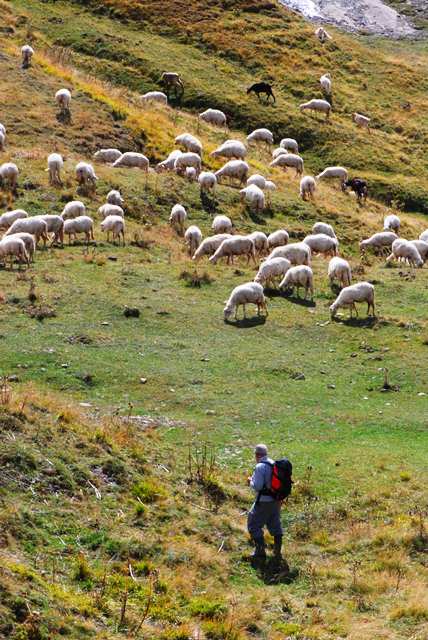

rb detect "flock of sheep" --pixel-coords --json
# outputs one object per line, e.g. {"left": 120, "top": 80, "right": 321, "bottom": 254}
{"left": 0, "top": 43, "right": 427, "bottom": 324}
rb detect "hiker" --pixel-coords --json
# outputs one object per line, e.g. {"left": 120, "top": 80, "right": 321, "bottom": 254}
{"left": 247, "top": 444, "right": 291, "bottom": 564}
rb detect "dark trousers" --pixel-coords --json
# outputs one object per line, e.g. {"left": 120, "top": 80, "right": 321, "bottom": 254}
{"left": 247, "top": 500, "right": 283, "bottom": 539}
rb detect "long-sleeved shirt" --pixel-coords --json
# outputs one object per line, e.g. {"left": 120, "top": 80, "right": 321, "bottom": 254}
{"left": 250, "top": 456, "right": 274, "bottom": 502}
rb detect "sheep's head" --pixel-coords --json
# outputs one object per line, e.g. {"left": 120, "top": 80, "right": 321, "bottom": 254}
{"left": 223, "top": 304, "right": 234, "bottom": 320}
{"left": 329, "top": 302, "right": 338, "bottom": 318}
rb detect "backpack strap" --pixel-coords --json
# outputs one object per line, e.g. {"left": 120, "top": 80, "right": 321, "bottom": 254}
{"left": 255, "top": 460, "right": 274, "bottom": 504}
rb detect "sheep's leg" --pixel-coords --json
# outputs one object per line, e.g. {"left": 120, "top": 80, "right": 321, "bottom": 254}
{"left": 243, "top": 304, "right": 246, "bottom": 318}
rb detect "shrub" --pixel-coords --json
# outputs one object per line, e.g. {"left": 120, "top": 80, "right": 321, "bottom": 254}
{"left": 132, "top": 479, "right": 166, "bottom": 503}
{"left": 189, "top": 597, "right": 228, "bottom": 620}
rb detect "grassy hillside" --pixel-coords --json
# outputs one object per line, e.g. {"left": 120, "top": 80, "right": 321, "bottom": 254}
{"left": 0, "top": 1, "right": 427, "bottom": 638}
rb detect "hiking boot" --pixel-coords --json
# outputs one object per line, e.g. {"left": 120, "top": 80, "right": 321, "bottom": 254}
{"left": 251, "top": 537, "right": 266, "bottom": 560}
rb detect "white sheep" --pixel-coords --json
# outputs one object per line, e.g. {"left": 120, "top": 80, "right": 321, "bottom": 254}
{"left": 98, "top": 203, "right": 124, "bottom": 219}
{"left": 267, "top": 229, "right": 289, "bottom": 249}
{"left": 353, "top": 113, "right": 371, "bottom": 133}
{"left": 160, "top": 71, "right": 184, "bottom": 97}
{"left": 4, "top": 217, "right": 48, "bottom": 246}
{"left": 169, "top": 204, "right": 187, "bottom": 234}
{"left": 175, "top": 133, "right": 202, "bottom": 156}
{"left": 0, "top": 162, "right": 19, "bottom": 191}
{"left": 93, "top": 149, "right": 122, "bottom": 163}
{"left": 113, "top": 152, "right": 149, "bottom": 171}
{"left": 247, "top": 174, "right": 266, "bottom": 189}
{"left": 313, "top": 222, "right": 336, "bottom": 238}
{"left": 174, "top": 152, "right": 202, "bottom": 176}
{"left": 270, "top": 153, "right": 304, "bottom": 177}
{"left": 280, "top": 265, "right": 314, "bottom": 299}
{"left": 75, "top": 162, "right": 98, "bottom": 190}
{"left": 55, "top": 88, "right": 72, "bottom": 113}
{"left": 239, "top": 184, "right": 265, "bottom": 212}
{"left": 0, "top": 209, "right": 28, "bottom": 231}
{"left": 215, "top": 160, "right": 249, "bottom": 186}
{"left": 247, "top": 231, "right": 268, "bottom": 256}
{"left": 186, "top": 167, "right": 197, "bottom": 182}
{"left": 330, "top": 282, "right": 375, "bottom": 318}
{"left": 106, "top": 190, "right": 124, "bottom": 206}
{"left": 316, "top": 166, "right": 348, "bottom": 190}
{"left": 184, "top": 225, "right": 203, "bottom": 256}
{"left": 359, "top": 231, "right": 398, "bottom": 255}
{"left": 254, "top": 257, "right": 291, "bottom": 287}
{"left": 198, "top": 171, "right": 217, "bottom": 191}
{"left": 315, "top": 27, "right": 332, "bottom": 42}
{"left": 267, "top": 242, "right": 311, "bottom": 266}
{"left": 300, "top": 175, "right": 316, "bottom": 200}
{"left": 140, "top": 91, "right": 168, "bottom": 104}
{"left": 209, "top": 235, "right": 256, "bottom": 266}
{"left": 64, "top": 216, "right": 94, "bottom": 245}
{"left": 320, "top": 73, "right": 332, "bottom": 95}
{"left": 384, "top": 214, "right": 400, "bottom": 232}
{"left": 61, "top": 200, "right": 86, "bottom": 220}
{"left": 328, "top": 257, "right": 352, "bottom": 288}
{"left": 156, "top": 150, "right": 183, "bottom": 172}
{"left": 21, "top": 45, "right": 34, "bottom": 69}
{"left": 0, "top": 237, "right": 29, "bottom": 269}
{"left": 101, "top": 215, "right": 125, "bottom": 245}
{"left": 264, "top": 180, "right": 277, "bottom": 203}
{"left": 199, "top": 109, "right": 227, "bottom": 127}
{"left": 6, "top": 232, "right": 36, "bottom": 262}
{"left": 247, "top": 128, "right": 274, "bottom": 145}
{"left": 272, "top": 147, "right": 288, "bottom": 159}
{"left": 279, "top": 138, "right": 299, "bottom": 153}
{"left": 212, "top": 215, "right": 233, "bottom": 234}
{"left": 47, "top": 153, "right": 64, "bottom": 186}
{"left": 210, "top": 140, "right": 247, "bottom": 160}
{"left": 300, "top": 99, "right": 331, "bottom": 121}
{"left": 192, "top": 234, "right": 232, "bottom": 261}
{"left": 419, "top": 230, "right": 428, "bottom": 243}
{"left": 304, "top": 233, "right": 338, "bottom": 257}
{"left": 409, "top": 240, "right": 428, "bottom": 262}
{"left": 386, "top": 239, "right": 423, "bottom": 268}
{"left": 0, "top": 123, "right": 6, "bottom": 136}
{"left": 37, "top": 214, "right": 64, "bottom": 245}
{"left": 224, "top": 282, "right": 267, "bottom": 321}
{"left": 0, "top": 130, "right": 5, "bottom": 151}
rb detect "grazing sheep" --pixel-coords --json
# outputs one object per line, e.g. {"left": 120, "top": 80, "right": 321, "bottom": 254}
{"left": 0, "top": 237, "right": 29, "bottom": 268}
{"left": 192, "top": 234, "right": 232, "bottom": 261}
{"left": 169, "top": 204, "right": 187, "bottom": 235}
{"left": 304, "top": 233, "right": 338, "bottom": 257}
{"left": 140, "top": 91, "right": 168, "bottom": 104}
{"left": 93, "top": 149, "right": 122, "bottom": 163}
{"left": 113, "top": 152, "right": 149, "bottom": 171}
{"left": 0, "top": 209, "right": 28, "bottom": 231}
{"left": 160, "top": 72, "right": 184, "bottom": 98}
{"left": 315, "top": 27, "right": 332, "bottom": 42}
{"left": 247, "top": 128, "right": 274, "bottom": 146}
{"left": 320, "top": 73, "right": 332, "bottom": 95}
{"left": 386, "top": 239, "right": 423, "bottom": 268}
{"left": 384, "top": 214, "right": 400, "bottom": 232}
{"left": 174, "top": 152, "right": 202, "bottom": 176}
{"left": 300, "top": 99, "right": 331, "bottom": 121}
{"left": 247, "top": 82, "right": 275, "bottom": 103}
{"left": 280, "top": 138, "right": 299, "bottom": 153}
{"left": 330, "top": 282, "right": 375, "bottom": 318}
{"left": 224, "top": 282, "right": 267, "bottom": 321}
{"left": 4, "top": 217, "right": 48, "bottom": 247}
{"left": 328, "top": 257, "right": 352, "bottom": 288}
{"left": 240, "top": 184, "right": 265, "bottom": 213}
{"left": 156, "top": 150, "right": 183, "bottom": 172}
{"left": 0, "top": 130, "right": 5, "bottom": 151}
{"left": 198, "top": 171, "right": 217, "bottom": 191}
{"left": 98, "top": 204, "right": 124, "bottom": 219}
{"left": 0, "top": 162, "right": 19, "bottom": 192}
{"left": 209, "top": 235, "right": 256, "bottom": 266}
{"left": 186, "top": 167, "right": 197, "bottom": 182}
{"left": 254, "top": 257, "right": 291, "bottom": 287}
{"left": 64, "top": 216, "right": 94, "bottom": 245}
{"left": 199, "top": 108, "right": 227, "bottom": 127}
{"left": 359, "top": 231, "right": 398, "bottom": 255}
{"left": 409, "top": 240, "right": 428, "bottom": 262}
{"left": 215, "top": 160, "right": 249, "bottom": 186}
{"left": 6, "top": 232, "right": 36, "bottom": 262}
{"left": 47, "top": 153, "right": 64, "bottom": 186}
{"left": 37, "top": 214, "right": 64, "bottom": 245}
{"left": 280, "top": 265, "right": 314, "bottom": 299}
{"left": 272, "top": 147, "right": 288, "bottom": 159}
{"left": 75, "top": 162, "right": 98, "bottom": 191}
{"left": 247, "top": 231, "right": 268, "bottom": 256}
{"left": 267, "top": 229, "right": 289, "bottom": 249}
{"left": 61, "top": 200, "right": 85, "bottom": 220}
{"left": 212, "top": 215, "right": 233, "bottom": 234}
{"left": 247, "top": 174, "right": 266, "bottom": 189}
{"left": 0, "top": 123, "right": 5, "bottom": 135}
{"left": 211, "top": 140, "right": 247, "bottom": 160}
{"left": 419, "top": 230, "right": 428, "bottom": 243}
{"left": 101, "top": 215, "right": 125, "bottom": 246}
{"left": 21, "top": 45, "right": 34, "bottom": 69}
{"left": 106, "top": 190, "right": 124, "bottom": 207}
{"left": 270, "top": 153, "right": 304, "bottom": 177}
{"left": 175, "top": 133, "right": 202, "bottom": 156}
{"left": 344, "top": 178, "right": 368, "bottom": 202}
{"left": 313, "top": 222, "right": 336, "bottom": 238}
{"left": 267, "top": 242, "right": 311, "bottom": 266}
{"left": 55, "top": 88, "right": 72, "bottom": 113}
{"left": 353, "top": 113, "right": 371, "bottom": 133}
{"left": 184, "top": 225, "right": 203, "bottom": 256}
{"left": 300, "top": 175, "right": 316, "bottom": 200}
{"left": 316, "top": 166, "right": 348, "bottom": 190}
{"left": 264, "top": 180, "right": 277, "bottom": 200}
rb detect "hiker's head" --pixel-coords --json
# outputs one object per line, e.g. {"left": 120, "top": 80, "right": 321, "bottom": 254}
{"left": 254, "top": 443, "right": 267, "bottom": 461}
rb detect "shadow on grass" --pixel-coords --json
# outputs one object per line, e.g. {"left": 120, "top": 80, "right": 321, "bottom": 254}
{"left": 250, "top": 557, "right": 299, "bottom": 585}
{"left": 282, "top": 293, "right": 316, "bottom": 308}
{"left": 333, "top": 316, "right": 377, "bottom": 328}
{"left": 225, "top": 316, "right": 267, "bottom": 328}
{"left": 200, "top": 190, "right": 218, "bottom": 213}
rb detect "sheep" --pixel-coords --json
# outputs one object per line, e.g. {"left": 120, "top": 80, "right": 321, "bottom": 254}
{"left": 0, "top": 130, "right": 5, "bottom": 151}
{"left": 316, "top": 166, "right": 348, "bottom": 190}
{"left": 280, "top": 265, "right": 314, "bottom": 299}
{"left": 330, "top": 282, "right": 375, "bottom": 318}
{"left": 359, "top": 231, "right": 398, "bottom": 255}
{"left": 272, "top": 147, "right": 288, "bottom": 159}
{"left": 239, "top": 184, "right": 265, "bottom": 213}
{"left": 300, "top": 99, "right": 331, "bottom": 121}
{"left": 247, "top": 174, "right": 266, "bottom": 189}
{"left": 212, "top": 215, "right": 233, "bottom": 234}
{"left": 344, "top": 178, "right": 368, "bottom": 202}
{"left": 386, "top": 239, "right": 423, "bottom": 268}
{"left": 106, "top": 190, "right": 124, "bottom": 207}
{"left": 0, "top": 123, "right": 5, "bottom": 136}
{"left": 211, "top": 140, "right": 247, "bottom": 160}
{"left": 199, "top": 108, "right": 227, "bottom": 127}
{"left": 140, "top": 91, "right": 168, "bottom": 104}
{"left": 215, "top": 160, "right": 249, "bottom": 186}
{"left": 98, "top": 204, "right": 124, "bottom": 219}
{"left": 328, "top": 257, "right": 352, "bottom": 288}
{"left": 0, "top": 162, "right": 19, "bottom": 192}
{"left": 36, "top": 214, "right": 64, "bottom": 245}
{"left": 247, "top": 128, "right": 274, "bottom": 146}
{"left": 192, "top": 234, "right": 232, "bottom": 261}
{"left": 304, "top": 233, "right": 338, "bottom": 257}
{"left": 320, "top": 73, "right": 332, "bottom": 95}
{"left": 101, "top": 215, "right": 125, "bottom": 246}
{"left": 209, "top": 235, "right": 256, "bottom": 266}
{"left": 186, "top": 167, "right": 197, "bottom": 182}
{"left": 353, "top": 113, "right": 371, "bottom": 133}
{"left": 75, "top": 162, "right": 98, "bottom": 192}
{"left": 198, "top": 171, "right": 217, "bottom": 191}
{"left": 254, "top": 257, "right": 291, "bottom": 287}
{"left": 384, "top": 214, "right": 400, "bottom": 233}
{"left": 184, "top": 225, "right": 203, "bottom": 256}
{"left": 93, "top": 149, "right": 122, "bottom": 164}
{"left": 280, "top": 138, "right": 299, "bottom": 153}
{"left": 264, "top": 180, "right": 277, "bottom": 195}
{"left": 0, "top": 209, "right": 28, "bottom": 231}
{"left": 61, "top": 200, "right": 85, "bottom": 220}
{"left": 55, "top": 88, "right": 72, "bottom": 113}
{"left": 267, "top": 229, "right": 289, "bottom": 249}
{"left": 300, "top": 175, "right": 316, "bottom": 201}
{"left": 224, "top": 282, "right": 267, "bottom": 321}
{"left": 247, "top": 231, "right": 268, "bottom": 256}
{"left": 267, "top": 242, "right": 311, "bottom": 266}
{"left": 4, "top": 217, "right": 48, "bottom": 247}
{"left": 174, "top": 152, "right": 202, "bottom": 176}
{"left": 312, "top": 222, "right": 336, "bottom": 238}
{"left": 419, "top": 230, "right": 428, "bottom": 243}
{"left": 409, "top": 240, "right": 428, "bottom": 262}
{"left": 63, "top": 216, "right": 94, "bottom": 245}
{"left": 315, "top": 27, "right": 332, "bottom": 42}
{"left": 270, "top": 153, "right": 304, "bottom": 177}
{"left": 47, "top": 153, "right": 64, "bottom": 186}
{"left": 0, "top": 237, "right": 29, "bottom": 269}
{"left": 21, "top": 45, "right": 34, "bottom": 69}
{"left": 169, "top": 204, "right": 187, "bottom": 235}
{"left": 156, "top": 150, "right": 183, "bottom": 173}
{"left": 6, "top": 232, "right": 36, "bottom": 262}
{"left": 160, "top": 71, "right": 184, "bottom": 98}
{"left": 175, "top": 133, "right": 202, "bottom": 156}
{"left": 112, "top": 152, "right": 149, "bottom": 171}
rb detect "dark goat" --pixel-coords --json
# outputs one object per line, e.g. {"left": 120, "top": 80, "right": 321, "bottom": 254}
{"left": 247, "top": 82, "right": 275, "bottom": 103}
{"left": 345, "top": 178, "right": 368, "bottom": 203}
